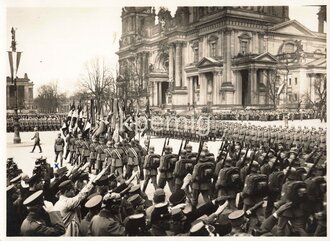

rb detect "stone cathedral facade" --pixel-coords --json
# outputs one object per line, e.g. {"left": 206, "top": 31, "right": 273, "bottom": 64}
{"left": 116, "top": 6, "right": 326, "bottom": 111}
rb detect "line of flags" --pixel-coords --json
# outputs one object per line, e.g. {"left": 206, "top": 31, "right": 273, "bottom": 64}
{"left": 61, "top": 98, "right": 128, "bottom": 142}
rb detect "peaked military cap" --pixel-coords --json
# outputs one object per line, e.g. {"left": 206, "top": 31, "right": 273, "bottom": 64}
{"left": 127, "top": 194, "right": 145, "bottom": 207}
{"left": 10, "top": 174, "right": 22, "bottom": 184}
{"left": 23, "top": 190, "right": 44, "bottom": 206}
{"left": 85, "top": 194, "right": 102, "bottom": 209}
{"left": 169, "top": 189, "right": 186, "bottom": 206}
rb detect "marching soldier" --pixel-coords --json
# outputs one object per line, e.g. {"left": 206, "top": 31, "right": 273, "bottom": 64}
{"left": 142, "top": 146, "right": 160, "bottom": 192}
{"left": 81, "top": 137, "right": 90, "bottom": 165}
{"left": 158, "top": 146, "right": 176, "bottom": 193}
{"left": 126, "top": 140, "right": 141, "bottom": 183}
{"left": 74, "top": 134, "right": 84, "bottom": 165}
{"left": 95, "top": 138, "right": 107, "bottom": 175}
{"left": 31, "top": 127, "right": 42, "bottom": 153}
{"left": 68, "top": 134, "right": 76, "bottom": 165}
{"left": 89, "top": 138, "right": 99, "bottom": 173}
{"left": 110, "top": 142, "right": 125, "bottom": 176}
{"left": 103, "top": 141, "right": 114, "bottom": 175}
{"left": 64, "top": 131, "right": 73, "bottom": 160}
{"left": 191, "top": 151, "right": 215, "bottom": 209}
{"left": 54, "top": 133, "right": 65, "bottom": 167}
{"left": 173, "top": 150, "right": 191, "bottom": 191}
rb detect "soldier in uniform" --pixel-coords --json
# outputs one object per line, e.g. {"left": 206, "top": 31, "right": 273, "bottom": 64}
{"left": 227, "top": 210, "right": 251, "bottom": 236}
{"left": 54, "top": 133, "right": 65, "bottom": 167}
{"left": 88, "top": 193, "right": 125, "bottom": 236}
{"left": 20, "top": 190, "right": 65, "bottom": 236}
{"left": 64, "top": 132, "right": 73, "bottom": 161}
{"left": 68, "top": 134, "right": 76, "bottom": 165}
{"left": 126, "top": 140, "right": 141, "bottom": 183}
{"left": 110, "top": 142, "right": 125, "bottom": 176}
{"left": 74, "top": 134, "right": 83, "bottom": 165}
{"left": 191, "top": 152, "right": 215, "bottom": 209}
{"left": 31, "top": 127, "right": 42, "bottom": 153}
{"left": 158, "top": 146, "right": 176, "bottom": 193}
{"left": 89, "top": 138, "right": 98, "bottom": 173}
{"left": 78, "top": 194, "right": 102, "bottom": 236}
{"left": 81, "top": 137, "right": 90, "bottom": 165}
{"left": 95, "top": 138, "right": 107, "bottom": 175}
{"left": 142, "top": 146, "right": 160, "bottom": 192}
{"left": 173, "top": 150, "right": 192, "bottom": 191}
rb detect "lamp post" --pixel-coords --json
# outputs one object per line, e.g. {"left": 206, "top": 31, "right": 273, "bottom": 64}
{"left": 8, "top": 27, "right": 22, "bottom": 143}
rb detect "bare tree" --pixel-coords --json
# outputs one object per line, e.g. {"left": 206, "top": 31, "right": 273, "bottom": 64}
{"left": 34, "top": 81, "right": 66, "bottom": 113}
{"left": 80, "top": 57, "right": 116, "bottom": 114}
{"left": 119, "top": 55, "right": 149, "bottom": 114}
{"left": 263, "top": 68, "right": 282, "bottom": 108}
{"left": 302, "top": 75, "right": 327, "bottom": 110}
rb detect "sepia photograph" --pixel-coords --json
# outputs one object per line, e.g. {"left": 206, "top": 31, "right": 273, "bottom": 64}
{"left": 4, "top": 0, "right": 327, "bottom": 237}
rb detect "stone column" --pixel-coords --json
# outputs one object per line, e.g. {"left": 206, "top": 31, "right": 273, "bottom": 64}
{"left": 213, "top": 72, "right": 220, "bottom": 105}
{"left": 258, "top": 32, "right": 264, "bottom": 53}
{"left": 252, "top": 32, "right": 257, "bottom": 54}
{"left": 238, "top": 71, "right": 243, "bottom": 106}
{"left": 187, "top": 77, "right": 192, "bottom": 104}
{"left": 142, "top": 53, "right": 147, "bottom": 89}
{"left": 175, "top": 42, "right": 182, "bottom": 87}
{"left": 250, "top": 68, "right": 257, "bottom": 104}
{"left": 24, "top": 84, "right": 29, "bottom": 108}
{"left": 199, "top": 74, "right": 207, "bottom": 105}
{"left": 181, "top": 43, "right": 187, "bottom": 88}
{"left": 152, "top": 82, "right": 158, "bottom": 106}
{"left": 169, "top": 44, "right": 174, "bottom": 82}
{"left": 219, "top": 31, "right": 223, "bottom": 57}
{"left": 158, "top": 82, "right": 162, "bottom": 106}
{"left": 223, "top": 28, "right": 232, "bottom": 82}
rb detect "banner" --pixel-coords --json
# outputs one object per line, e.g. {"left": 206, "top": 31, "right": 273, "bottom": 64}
{"left": 8, "top": 52, "right": 14, "bottom": 83}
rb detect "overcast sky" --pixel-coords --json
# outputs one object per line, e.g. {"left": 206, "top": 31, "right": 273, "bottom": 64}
{"left": 5, "top": 4, "right": 326, "bottom": 97}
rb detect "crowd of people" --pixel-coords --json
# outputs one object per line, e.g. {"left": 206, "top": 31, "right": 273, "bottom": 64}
{"left": 162, "top": 109, "right": 325, "bottom": 122}
{"left": 6, "top": 117, "right": 327, "bottom": 237}
{"left": 7, "top": 113, "right": 65, "bottom": 132}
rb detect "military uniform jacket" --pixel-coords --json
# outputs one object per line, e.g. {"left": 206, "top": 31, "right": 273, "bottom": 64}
{"left": 75, "top": 139, "right": 83, "bottom": 155}
{"left": 127, "top": 147, "right": 140, "bottom": 166}
{"left": 191, "top": 162, "right": 214, "bottom": 190}
{"left": 110, "top": 148, "right": 124, "bottom": 167}
{"left": 54, "top": 138, "right": 65, "bottom": 152}
{"left": 89, "top": 143, "right": 98, "bottom": 159}
{"left": 159, "top": 154, "right": 175, "bottom": 179}
{"left": 89, "top": 209, "right": 125, "bottom": 236}
{"left": 32, "top": 131, "right": 40, "bottom": 144}
{"left": 96, "top": 144, "right": 107, "bottom": 161}
{"left": 78, "top": 211, "right": 93, "bottom": 236}
{"left": 69, "top": 137, "right": 76, "bottom": 152}
{"left": 81, "top": 141, "right": 90, "bottom": 157}
{"left": 20, "top": 210, "right": 65, "bottom": 236}
{"left": 144, "top": 154, "right": 158, "bottom": 176}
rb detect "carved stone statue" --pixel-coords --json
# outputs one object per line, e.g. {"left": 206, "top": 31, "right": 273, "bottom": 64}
{"left": 294, "top": 40, "right": 306, "bottom": 64}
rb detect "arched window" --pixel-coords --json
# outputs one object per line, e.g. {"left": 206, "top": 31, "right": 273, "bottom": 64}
{"left": 238, "top": 33, "right": 251, "bottom": 55}
{"left": 284, "top": 43, "right": 294, "bottom": 53}
{"left": 208, "top": 35, "right": 218, "bottom": 57}
{"left": 191, "top": 40, "right": 199, "bottom": 62}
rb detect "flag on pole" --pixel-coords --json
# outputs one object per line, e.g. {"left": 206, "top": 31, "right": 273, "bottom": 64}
{"left": 16, "top": 52, "right": 22, "bottom": 76}
{"left": 8, "top": 52, "right": 14, "bottom": 83}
